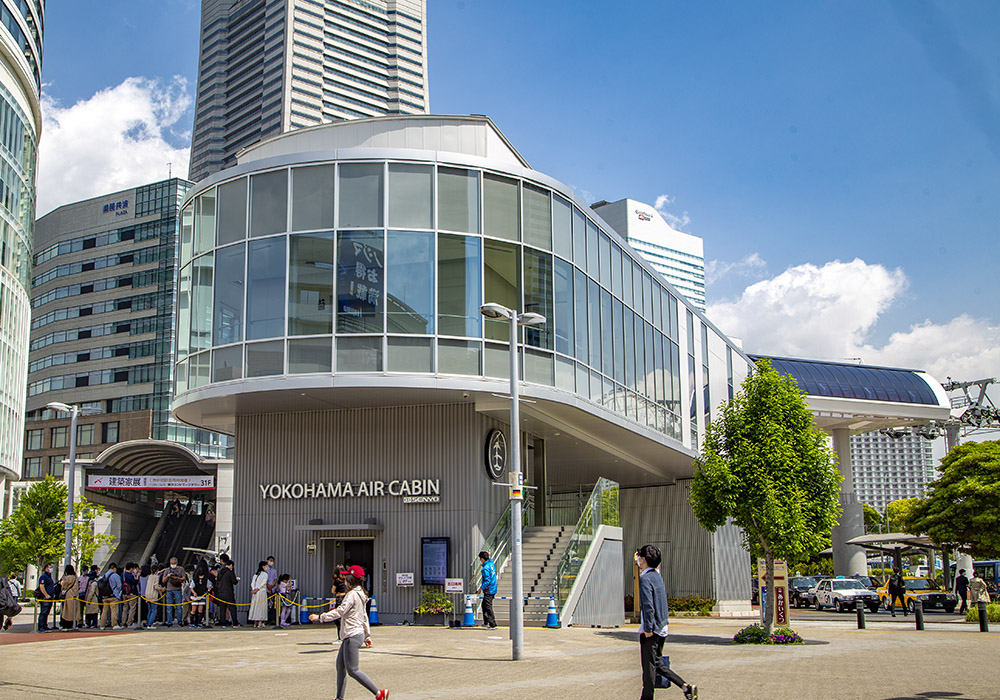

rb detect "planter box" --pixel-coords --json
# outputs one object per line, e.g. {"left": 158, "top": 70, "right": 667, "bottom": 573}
{"left": 412, "top": 613, "right": 448, "bottom": 626}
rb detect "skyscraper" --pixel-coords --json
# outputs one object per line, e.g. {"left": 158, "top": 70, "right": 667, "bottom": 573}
{"left": 850, "top": 430, "right": 938, "bottom": 514}
{"left": 591, "top": 198, "right": 706, "bottom": 311}
{"left": 0, "top": 0, "right": 43, "bottom": 494}
{"left": 189, "top": 0, "right": 429, "bottom": 182}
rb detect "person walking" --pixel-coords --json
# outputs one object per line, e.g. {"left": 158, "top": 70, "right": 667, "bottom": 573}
{"left": 0, "top": 574, "right": 21, "bottom": 631}
{"left": 887, "top": 568, "right": 907, "bottom": 617}
{"left": 477, "top": 551, "right": 497, "bottom": 630}
{"left": 161, "top": 557, "right": 186, "bottom": 627}
{"left": 214, "top": 559, "right": 239, "bottom": 627}
{"left": 99, "top": 563, "right": 124, "bottom": 629}
{"left": 955, "top": 569, "right": 970, "bottom": 614}
{"left": 636, "top": 545, "right": 696, "bottom": 700}
{"left": 249, "top": 561, "right": 269, "bottom": 628}
{"left": 969, "top": 571, "right": 991, "bottom": 605}
{"left": 309, "top": 565, "right": 389, "bottom": 700}
{"left": 36, "top": 563, "right": 56, "bottom": 632}
{"left": 58, "top": 565, "right": 78, "bottom": 630}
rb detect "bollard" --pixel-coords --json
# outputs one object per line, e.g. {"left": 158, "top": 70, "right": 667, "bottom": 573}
{"left": 855, "top": 601, "right": 866, "bottom": 629}
{"left": 978, "top": 601, "right": 990, "bottom": 632}
{"left": 914, "top": 600, "right": 924, "bottom": 631}
{"left": 462, "top": 596, "right": 476, "bottom": 627}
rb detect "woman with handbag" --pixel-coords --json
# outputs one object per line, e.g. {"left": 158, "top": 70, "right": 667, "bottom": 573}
{"left": 58, "top": 565, "right": 78, "bottom": 630}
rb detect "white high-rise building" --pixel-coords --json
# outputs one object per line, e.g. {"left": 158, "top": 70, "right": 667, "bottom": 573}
{"left": 850, "top": 430, "right": 938, "bottom": 514}
{"left": 591, "top": 198, "right": 705, "bottom": 311}
{"left": 189, "top": 0, "right": 429, "bottom": 182}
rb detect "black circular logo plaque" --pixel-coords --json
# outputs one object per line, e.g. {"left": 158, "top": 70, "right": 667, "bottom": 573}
{"left": 484, "top": 429, "right": 507, "bottom": 481}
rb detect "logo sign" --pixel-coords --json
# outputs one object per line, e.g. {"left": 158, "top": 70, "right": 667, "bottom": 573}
{"left": 635, "top": 209, "right": 653, "bottom": 222}
{"left": 396, "top": 572, "right": 414, "bottom": 587}
{"left": 444, "top": 578, "right": 464, "bottom": 594}
{"left": 88, "top": 475, "right": 214, "bottom": 490}
{"left": 102, "top": 199, "right": 130, "bottom": 216}
{"left": 484, "top": 429, "right": 507, "bottom": 480}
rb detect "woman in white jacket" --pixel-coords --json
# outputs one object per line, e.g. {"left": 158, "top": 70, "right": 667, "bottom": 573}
{"left": 248, "top": 561, "right": 269, "bottom": 628}
{"left": 310, "top": 565, "right": 388, "bottom": 700}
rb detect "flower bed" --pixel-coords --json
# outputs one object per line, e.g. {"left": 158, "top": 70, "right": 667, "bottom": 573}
{"left": 733, "top": 623, "right": 803, "bottom": 644}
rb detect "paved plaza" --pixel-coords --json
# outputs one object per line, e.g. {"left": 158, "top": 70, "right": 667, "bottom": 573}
{"left": 0, "top": 614, "right": 997, "bottom": 699}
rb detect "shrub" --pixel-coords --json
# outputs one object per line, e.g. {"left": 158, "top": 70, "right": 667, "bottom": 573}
{"left": 669, "top": 596, "right": 715, "bottom": 616}
{"left": 733, "top": 623, "right": 804, "bottom": 644}
{"left": 770, "top": 626, "right": 804, "bottom": 644}
{"left": 965, "top": 603, "right": 1000, "bottom": 624}
{"left": 413, "top": 587, "right": 454, "bottom": 616}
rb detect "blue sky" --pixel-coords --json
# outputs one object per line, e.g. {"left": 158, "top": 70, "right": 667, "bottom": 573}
{"left": 37, "top": 0, "right": 1000, "bottom": 393}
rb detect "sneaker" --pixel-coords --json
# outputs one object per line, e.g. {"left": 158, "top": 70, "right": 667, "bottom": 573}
{"left": 683, "top": 684, "right": 697, "bottom": 700}
{"left": 375, "top": 691, "right": 389, "bottom": 700}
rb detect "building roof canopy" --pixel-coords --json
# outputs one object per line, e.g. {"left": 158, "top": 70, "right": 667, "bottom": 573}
{"left": 88, "top": 440, "right": 228, "bottom": 477}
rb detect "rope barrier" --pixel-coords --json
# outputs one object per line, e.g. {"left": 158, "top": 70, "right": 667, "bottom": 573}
{"left": 54, "top": 592, "right": 283, "bottom": 608}
{"left": 278, "top": 594, "right": 336, "bottom": 609}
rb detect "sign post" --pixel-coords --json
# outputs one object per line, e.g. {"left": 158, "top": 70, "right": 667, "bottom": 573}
{"left": 757, "top": 558, "right": 789, "bottom": 627}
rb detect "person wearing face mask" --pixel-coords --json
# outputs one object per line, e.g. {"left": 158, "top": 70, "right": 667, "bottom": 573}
{"left": 636, "top": 545, "right": 696, "bottom": 700}
{"left": 265, "top": 556, "right": 277, "bottom": 626}
{"left": 36, "top": 563, "right": 56, "bottom": 632}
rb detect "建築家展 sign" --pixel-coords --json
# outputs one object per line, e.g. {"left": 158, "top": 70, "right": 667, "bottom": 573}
{"left": 88, "top": 475, "right": 215, "bottom": 490}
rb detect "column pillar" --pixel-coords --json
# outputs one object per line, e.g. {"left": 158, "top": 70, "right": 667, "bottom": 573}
{"left": 831, "top": 428, "right": 868, "bottom": 576}
{"left": 533, "top": 439, "right": 547, "bottom": 527}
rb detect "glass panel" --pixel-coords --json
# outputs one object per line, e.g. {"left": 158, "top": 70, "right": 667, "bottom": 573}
{"left": 289, "top": 232, "right": 334, "bottom": 335}
{"left": 195, "top": 190, "right": 216, "bottom": 254}
{"left": 587, "top": 278, "right": 600, "bottom": 369}
{"left": 174, "top": 359, "right": 188, "bottom": 395}
{"left": 524, "top": 249, "right": 552, "bottom": 349}
{"left": 213, "top": 244, "right": 244, "bottom": 345}
{"left": 573, "top": 267, "right": 588, "bottom": 362}
{"left": 387, "top": 230, "right": 434, "bottom": 334}
{"left": 387, "top": 336, "right": 432, "bottom": 372}
{"left": 522, "top": 183, "right": 551, "bottom": 250}
{"left": 388, "top": 163, "right": 433, "bottom": 229}
{"left": 337, "top": 230, "right": 384, "bottom": 333}
{"left": 643, "top": 271, "right": 653, "bottom": 320}
{"left": 437, "top": 339, "right": 481, "bottom": 375}
{"left": 190, "top": 351, "right": 211, "bottom": 389}
{"left": 668, "top": 292, "right": 678, "bottom": 340}
{"left": 250, "top": 169, "right": 288, "bottom": 237}
{"left": 652, "top": 283, "right": 661, "bottom": 331}
{"left": 288, "top": 337, "right": 333, "bottom": 374}
{"left": 191, "top": 253, "right": 214, "bottom": 352}
{"left": 601, "top": 288, "right": 613, "bottom": 376}
{"left": 246, "top": 237, "right": 286, "bottom": 340}
{"left": 176, "top": 263, "right": 191, "bottom": 360}
{"left": 635, "top": 314, "right": 646, "bottom": 396}
{"left": 633, "top": 260, "right": 643, "bottom": 314}
{"left": 623, "top": 254, "right": 633, "bottom": 308}
{"left": 612, "top": 298, "right": 624, "bottom": 384}
{"left": 586, "top": 220, "right": 599, "bottom": 277}
{"left": 484, "top": 173, "right": 519, "bottom": 241}
{"left": 555, "top": 355, "right": 575, "bottom": 392}
{"left": 292, "top": 165, "right": 335, "bottom": 231}
{"left": 645, "top": 322, "right": 655, "bottom": 399}
{"left": 337, "top": 336, "right": 383, "bottom": 371}
{"left": 590, "top": 370, "right": 603, "bottom": 403}
{"left": 598, "top": 231, "right": 611, "bottom": 289}
{"left": 212, "top": 345, "right": 243, "bottom": 382}
{"left": 553, "top": 258, "right": 573, "bottom": 356}
{"left": 180, "top": 203, "right": 193, "bottom": 265}
{"left": 624, "top": 307, "right": 635, "bottom": 391}
{"left": 483, "top": 239, "right": 520, "bottom": 342}
{"left": 611, "top": 243, "right": 622, "bottom": 299}
{"left": 484, "top": 342, "right": 511, "bottom": 380}
{"left": 246, "top": 340, "right": 284, "bottom": 377}
{"left": 575, "top": 362, "right": 589, "bottom": 399}
{"left": 438, "top": 167, "right": 479, "bottom": 233}
{"left": 552, "top": 194, "right": 572, "bottom": 260}
{"left": 572, "top": 207, "right": 587, "bottom": 271}
{"left": 437, "top": 234, "right": 481, "bottom": 337}
{"left": 217, "top": 177, "right": 248, "bottom": 245}
{"left": 524, "top": 348, "right": 554, "bottom": 386}
{"left": 339, "top": 163, "right": 384, "bottom": 228}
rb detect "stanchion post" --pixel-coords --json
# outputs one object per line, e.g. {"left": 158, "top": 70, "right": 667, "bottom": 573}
{"left": 855, "top": 600, "right": 865, "bottom": 629}
{"left": 914, "top": 600, "right": 924, "bottom": 631}
{"left": 978, "top": 601, "right": 989, "bottom": 632}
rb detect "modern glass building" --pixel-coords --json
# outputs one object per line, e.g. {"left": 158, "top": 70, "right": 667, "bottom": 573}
{"left": 0, "top": 0, "right": 42, "bottom": 492}
{"left": 173, "top": 115, "right": 752, "bottom": 622}
{"left": 189, "top": 0, "right": 429, "bottom": 182}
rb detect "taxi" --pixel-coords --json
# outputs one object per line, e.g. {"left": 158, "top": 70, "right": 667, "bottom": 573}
{"left": 876, "top": 576, "right": 957, "bottom": 613}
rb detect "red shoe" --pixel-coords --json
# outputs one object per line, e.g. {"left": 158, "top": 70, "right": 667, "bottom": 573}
{"left": 375, "top": 691, "right": 389, "bottom": 700}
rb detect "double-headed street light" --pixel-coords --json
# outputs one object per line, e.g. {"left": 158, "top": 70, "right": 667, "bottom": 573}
{"left": 478, "top": 302, "right": 546, "bottom": 662}
{"left": 46, "top": 402, "right": 101, "bottom": 569}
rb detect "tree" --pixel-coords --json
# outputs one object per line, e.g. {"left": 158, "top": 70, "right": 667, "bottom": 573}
{"left": 901, "top": 440, "right": 1000, "bottom": 558}
{"left": 863, "top": 504, "right": 884, "bottom": 534}
{"left": 690, "top": 359, "right": 842, "bottom": 633}
{"left": 0, "top": 477, "right": 67, "bottom": 575}
{"left": 886, "top": 498, "right": 920, "bottom": 534}
{"left": 71, "top": 498, "right": 116, "bottom": 571}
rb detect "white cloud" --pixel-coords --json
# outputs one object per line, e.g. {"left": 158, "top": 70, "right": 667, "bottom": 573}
{"left": 654, "top": 193, "right": 691, "bottom": 231}
{"left": 707, "top": 258, "right": 1000, "bottom": 396}
{"left": 38, "top": 77, "right": 192, "bottom": 216}
{"left": 706, "top": 252, "right": 768, "bottom": 285}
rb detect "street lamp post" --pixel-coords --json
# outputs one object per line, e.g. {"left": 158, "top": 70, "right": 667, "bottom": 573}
{"left": 46, "top": 402, "right": 100, "bottom": 569}
{"left": 479, "top": 302, "right": 545, "bottom": 662}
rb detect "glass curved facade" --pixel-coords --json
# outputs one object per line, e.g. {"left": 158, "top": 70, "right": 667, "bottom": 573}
{"left": 175, "top": 157, "right": 742, "bottom": 443}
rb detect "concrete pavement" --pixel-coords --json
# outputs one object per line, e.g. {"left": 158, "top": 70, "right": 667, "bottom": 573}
{"left": 0, "top": 616, "right": 997, "bottom": 699}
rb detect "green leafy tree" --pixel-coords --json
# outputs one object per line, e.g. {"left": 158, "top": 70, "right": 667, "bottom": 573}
{"left": 886, "top": 498, "right": 920, "bottom": 534}
{"left": 863, "top": 504, "right": 884, "bottom": 534}
{"left": 71, "top": 498, "right": 116, "bottom": 571}
{"left": 901, "top": 440, "right": 1000, "bottom": 558}
{"left": 690, "top": 359, "right": 842, "bottom": 633}
{"left": 0, "top": 477, "right": 67, "bottom": 575}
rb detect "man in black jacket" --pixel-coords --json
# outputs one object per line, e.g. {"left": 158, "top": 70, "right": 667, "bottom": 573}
{"left": 887, "top": 568, "right": 907, "bottom": 617}
{"left": 214, "top": 560, "right": 239, "bottom": 627}
{"left": 955, "top": 569, "right": 970, "bottom": 614}
{"left": 637, "top": 544, "right": 696, "bottom": 700}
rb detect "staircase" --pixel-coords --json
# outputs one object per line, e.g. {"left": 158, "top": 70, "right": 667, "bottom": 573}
{"left": 494, "top": 526, "right": 570, "bottom": 626}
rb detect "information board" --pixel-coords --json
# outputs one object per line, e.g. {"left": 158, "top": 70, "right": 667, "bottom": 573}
{"left": 396, "top": 572, "right": 414, "bottom": 587}
{"left": 421, "top": 536, "right": 450, "bottom": 586}
{"left": 444, "top": 578, "right": 464, "bottom": 593}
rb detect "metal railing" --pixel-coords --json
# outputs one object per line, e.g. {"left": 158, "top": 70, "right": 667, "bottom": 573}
{"left": 469, "top": 492, "right": 534, "bottom": 593}
{"left": 552, "top": 478, "right": 620, "bottom": 610}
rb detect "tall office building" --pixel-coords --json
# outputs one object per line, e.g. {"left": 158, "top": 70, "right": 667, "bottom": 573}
{"left": 591, "top": 198, "right": 706, "bottom": 311}
{"left": 189, "top": 0, "right": 429, "bottom": 182}
{"left": 850, "top": 430, "right": 938, "bottom": 513}
{"left": 10, "top": 180, "right": 230, "bottom": 513}
{"left": 0, "top": 0, "right": 43, "bottom": 495}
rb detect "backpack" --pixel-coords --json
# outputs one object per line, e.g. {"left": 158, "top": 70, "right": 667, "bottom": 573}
{"left": 98, "top": 575, "right": 114, "bottom": 599}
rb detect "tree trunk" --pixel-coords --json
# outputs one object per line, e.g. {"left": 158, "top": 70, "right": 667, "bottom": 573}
{"left": 763, "top": 548, "right": 775, "bottom": 636}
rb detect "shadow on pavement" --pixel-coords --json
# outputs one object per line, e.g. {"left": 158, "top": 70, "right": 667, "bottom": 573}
{"left": 597, "top": 630, "right": 829, "bottom": 646}
{"left": 882, "top": 693, "right": 967, "bottom": 699}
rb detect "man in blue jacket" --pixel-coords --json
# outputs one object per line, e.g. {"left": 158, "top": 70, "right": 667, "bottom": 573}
{"left": 477, "top": 550, "right": 497, "bottom": 629}
{"left": 36, "top": 563, "right": 55, "bottom": 632}
{"left": 637, "top": 544, "right": 696, "bottom": 700}
{"left": 100, "top": 563, "right": 124, "bottom": 629}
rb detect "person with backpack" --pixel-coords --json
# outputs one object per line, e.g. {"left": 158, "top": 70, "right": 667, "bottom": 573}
{"left": 36, "top": 563, "right": 56, "bottom": 632}
{"left": 0, "top": 574, "right": 22, "bottom": 631}
{"left": 84, "top": 567, "right": 101, "bottom": 629}
{"left": 120, "top": 563, "right": 140, "bottom": 628}
{"left": 99, "top": 563, "right": 123, "bottom": 629}
{"left": 887, "top": 568, "right": 907, "bottom": 618}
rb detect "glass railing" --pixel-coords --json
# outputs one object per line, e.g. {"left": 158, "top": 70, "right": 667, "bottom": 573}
{"left": 553, "top": 477, "right": 620, "bottom": 610}
{"left": 469, "top": 492, "right": 535, "bottom": 593}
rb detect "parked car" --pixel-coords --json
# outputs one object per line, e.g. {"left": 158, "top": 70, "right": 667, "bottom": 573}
{"left": 813, "top": 578, "right": 880, "bottom": 613}
{"left": 877, "top": 577, "right": 958, "bottom": 613}
{"left": 789, "top": 576, "right": 820, "bottom": 608}
{"left": 853, "top": 575, "right": 879, "bottom": 591}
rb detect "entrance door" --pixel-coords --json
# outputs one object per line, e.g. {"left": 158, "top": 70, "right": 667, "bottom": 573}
{"left": 324, "top": 539, "right": 375, "bottom": 593}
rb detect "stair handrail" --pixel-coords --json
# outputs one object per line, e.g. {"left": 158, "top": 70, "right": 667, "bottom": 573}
{"left": 469, "top": 491, "right": 535, "bottom": 593}
{"left": 551, "top": 478, "right": 620, "bottom": 610}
